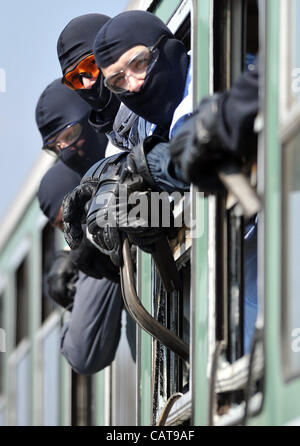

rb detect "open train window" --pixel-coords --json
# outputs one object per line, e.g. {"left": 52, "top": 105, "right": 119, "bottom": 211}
{"left": 211, "top": 0, "right": 263, "bottom": 424}
{"left": 146, "top": 1, "right": 192, "bottom": 426}
{"left": 151, "top": 254, "right": 190, "bottom": 425}
{"left": 41, "top": 222, "right": 61, "bottom": 322}
{"left": 16, "top": 257, "right": 29, "bottom": 346}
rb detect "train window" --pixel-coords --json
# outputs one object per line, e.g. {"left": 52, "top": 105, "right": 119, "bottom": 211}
{"left": 211, "top": 0, "right": 263, "bottom": 423}
{"left": 127, "top": 1, "right": 193, "bottom": 426}
{"left": 152, "top": 254, "right": 190, "bottom": 425}
{"left": 41, "top": 222, "right": 60, "bottom": 322}
{"left": 174, "top": 14, "right": 190, "bottom": 52}
{"left": 282, "top": 130, "right": 300, "bottom": 380}
{"left": 141, "top": 2, "right": 192, "bottom": 426}
{"left": 16, "top": 257, "right": 29, "bottom": 346}
{"left": 213, "top": 0, "right": 259, "bottom": 358}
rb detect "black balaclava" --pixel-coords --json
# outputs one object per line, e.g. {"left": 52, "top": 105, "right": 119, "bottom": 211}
{"left": 93, "top": 10, "right": 189, "bottom": 132}
{"left": 38, "top": 161, "right": 81, "bottom": 223}
{"left": 57, "top": 13, "right": 120, "bottom": 121}
{"left": 36, "top": 78, "right": 107, "bottom": 177}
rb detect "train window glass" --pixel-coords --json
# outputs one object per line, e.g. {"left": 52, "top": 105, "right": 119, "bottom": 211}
{"left": 16, "top": 257, "right": 29, "bottom": 346}
{"left": 291, "top": 0, "right": 300, "bottom": 103}
{"left": 282, "top": 131, "right": 300, "bottom": 380}
{"left": 41, "top": 222, "right": 60, "bottom": 322}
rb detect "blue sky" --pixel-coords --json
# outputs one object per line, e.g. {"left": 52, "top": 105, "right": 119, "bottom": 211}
{"left": 0, "top": 0, "right": 128, "bottom": 221}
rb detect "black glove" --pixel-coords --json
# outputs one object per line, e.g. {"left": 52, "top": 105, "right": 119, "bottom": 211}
{"left": 45, "top": 250, "right": 79, "bottom": 309}
{"left": 170, "top": 94, "right": 240, "bottom": 190}
{"left": 62, "top": 153, "right": 126, "bottom": 250}
{"left": 69, "top": 234, "right": 120, "bottom": 282}
{"left": 86, "top": 136, "right": 177, "bottom": 266}
{"left": 62, "top": 179, "right": 98, "bottom": 250}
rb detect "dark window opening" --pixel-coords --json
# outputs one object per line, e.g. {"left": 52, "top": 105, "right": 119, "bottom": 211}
{"left": 16, "top": 258, "right": 29, "bottom": 346}
{"left": 212, "top": 0, "right": 261, "bottom": 420}
{"left": 41, "top": 222, "right": 60, "bottom": 322}
{"left": 152, "top": 257, "right": 190, "bottom": 425}
{"left": 213, "top": 0, "right": 259, "bottom": 360}
{"left": 245, "top": 0, "right": 259, "bottom": 58}
{"left": 174, "top": 14, "right": 191, "bottom": 52}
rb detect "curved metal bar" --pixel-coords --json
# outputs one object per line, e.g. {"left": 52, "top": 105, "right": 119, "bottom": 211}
{"left": 120, "top": 237, "right": 189, "bottom": 362}
{"left": 156, "top": 392, "right": 183, "bottom": 426}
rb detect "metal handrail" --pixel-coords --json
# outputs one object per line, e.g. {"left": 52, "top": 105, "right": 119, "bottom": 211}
{"left": 120, "top": 237, "right": 189, "bottom": 362}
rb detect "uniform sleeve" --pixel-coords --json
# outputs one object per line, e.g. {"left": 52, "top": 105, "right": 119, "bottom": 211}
{"left": 146, "top": 58, "right": 259, "bottom": 193}
{"left": 60, "top": 273, "right": 123, "bottom": 374}
{"left": 217, "top": 58, "right": 259, "bottom": 154}
{"left": 146, "top": 142, "right": 190, "bottom": 193}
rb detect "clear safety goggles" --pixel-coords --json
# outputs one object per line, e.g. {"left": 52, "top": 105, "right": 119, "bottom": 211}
{"left": 103, "top": 34, "right": 167, "bottom": 94}
{"left": 42, "top": 122, "right": 83, "bottom": 156}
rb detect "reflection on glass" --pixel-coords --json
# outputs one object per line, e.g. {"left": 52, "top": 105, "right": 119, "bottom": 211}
{"left": 292, "top": 0, "right": 300, "bottom": 101}
{"left": 284, "top": 132, "right": 300, "bottom": 377}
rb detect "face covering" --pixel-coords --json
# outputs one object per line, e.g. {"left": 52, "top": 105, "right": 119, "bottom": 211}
{"left": 93, "top": 10, "right": 189, "bottom": 130}
{"left": 57, "top": 13, "right": 120, "bottom": 121}
{"left": 36, "top": 78, "right": 107, "bottom": 177}
{"left": 37, "top": 161, "right": 81, "bottom": 223}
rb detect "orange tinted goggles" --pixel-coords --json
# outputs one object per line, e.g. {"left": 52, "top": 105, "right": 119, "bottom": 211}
{"left": 62, "top": 54, "right": 100, "bottom": 90}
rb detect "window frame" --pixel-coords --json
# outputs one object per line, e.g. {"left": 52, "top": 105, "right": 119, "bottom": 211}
{"left": 280, "top": 0, "right": 300, "bottom": 383}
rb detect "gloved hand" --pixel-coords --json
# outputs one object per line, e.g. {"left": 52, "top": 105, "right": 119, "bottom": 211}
{"left": 86, "top": 136, "right": 177, "bottom": 266}
{"left": 62, "top": 153, "right": 126, "bottom": 250}
{"left": 62, "top": 179, "right": 99, "bottom": 250}
{"left": 69, "top": 234, "right": 120, "bottom": 282}
{"left": 170, "top": 94, "right": 240, "bottom": 190}
{"left": 45, "top": 250, "right": 79, "bottom": 309}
